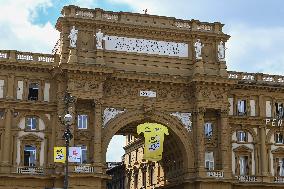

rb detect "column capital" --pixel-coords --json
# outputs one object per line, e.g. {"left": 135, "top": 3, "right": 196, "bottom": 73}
{"left": 193, "top": 107, "right": 206, "bottom": 116}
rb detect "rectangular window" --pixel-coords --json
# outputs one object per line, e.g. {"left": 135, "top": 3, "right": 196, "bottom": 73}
{"left": 17, "top": 80, "right": 23, "bottom": 100}
{"left": 205, "top": 152, "right": 214, "bottom": 170}
{"left": 0, "top": 80, "right": 4, "bottom": 98}
{"left": 237, "top": 100, "right": 246, "bottom": 115}
{"left": 279, "top": 158, "right": 284, "bottom": 176}
{"left": 266, "top": 101, "right": 272, "bottom": 117}
{"left": 250, "top": 100, "right": 256, "bottom": 116}
{"left": 149, "top": 167, "right": 154, "bottom": 185}
{"left": 204, "top": 122, "right": 213, "bottom": 138}
{"left": 26, "top": 117, "right": 37, "bottom": 130}
{"left": 275, "top": 103, "right": 284, "bottom": 119}
{"left": 134, "top": 173, "right": 138, "bottom": 189}
{"left": 275, "top": 133, "right": 284, "bottom": 144}
{"left": 81, "top": 145, "right": 87, "bottom": 164}
{"left": 77, "top": 114, "right": 88, "bottom": 129}
{"left": 28, "top": 83, "right": 39, "bottom": 101}
{"left": 239, "top": 156, "right": 248, "bottom": 175}
{"left": 142, "top": 171, "right": 146, "bottom": 187}
{"left": 24, "top": 145, "right": 36, "bottom": 166}
{"left": 237, "top": 131, "right": 247, "bottom": 142}
{"left": 228, "top": 98, "right": 234, "bottom": 115}
{"left": 43, "top": 83, "right": 50, "bottom": 102}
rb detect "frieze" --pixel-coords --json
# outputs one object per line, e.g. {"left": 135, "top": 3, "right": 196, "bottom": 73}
{"left": 104, "top": 35, "right": 188, "bottom": 58}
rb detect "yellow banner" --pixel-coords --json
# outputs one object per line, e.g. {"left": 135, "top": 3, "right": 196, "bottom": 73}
{"left": 54, "top": 147, "right": 66, "bottom": 163}
{"left": 137, "top": 123, "right": 169, "bottom": 161}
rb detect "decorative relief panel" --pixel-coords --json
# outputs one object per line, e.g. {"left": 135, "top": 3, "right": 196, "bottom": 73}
{"left": 170, "top": 112, "right": 192, "bottom": 131}
{"left": 103, "top": 108, "right": 125, "bottom": 127}
{"left": 104, "top": 35, "right": 188, "bottom": 58}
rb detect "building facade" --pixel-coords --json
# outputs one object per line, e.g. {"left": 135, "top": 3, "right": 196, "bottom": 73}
{"left": 0, "top": 5, "right": 284, "bottom": 189}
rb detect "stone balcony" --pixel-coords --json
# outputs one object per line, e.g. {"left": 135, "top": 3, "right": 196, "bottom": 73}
{"left": 206, "top": 170, "right": 224, "bottom": 178}
{"left": 0, "top": 50, "right": 58, "bottom": 65}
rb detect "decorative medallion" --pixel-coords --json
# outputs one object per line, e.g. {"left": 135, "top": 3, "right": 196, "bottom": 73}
{"left": 103, "top": 108, "right": 125, "bottom": 127}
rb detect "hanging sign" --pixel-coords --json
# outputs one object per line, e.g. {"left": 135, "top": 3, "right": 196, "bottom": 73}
{"left": 68, "top": 147, "right": 82, "bottom": 163}
{"left": 137, "top": 122, "right": 169, "bottom": 161}
{"left": 54, "top": 147, "right": 66, "bottom": 163}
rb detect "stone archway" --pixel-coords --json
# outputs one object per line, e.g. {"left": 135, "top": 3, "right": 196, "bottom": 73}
{"left": 101, "top": 109, "right": 195, "bottom": 178}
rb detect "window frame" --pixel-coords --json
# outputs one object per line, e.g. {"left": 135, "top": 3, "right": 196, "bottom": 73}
{"left": 237, "top": 131, "right": 247, "bottom": 143}
{"left": 28, "top": 82, "right": 39, "bottom": 101}
{"left": 23, "top": 145, "right": 37, "bottom": 167}
{"left": 237, "top": 99, "right": 246, "bottom": 116}
{"left": 204, "top": 122, "right": 213, "bottom": 138}
{"left": 26, "top": 117, "right": 37, "bottom": 131}
{"left": 77, "top": 114, "right": 88, "bottom": 129}
{"left": 275, "top": 132, "right": 284, "bottom": 144}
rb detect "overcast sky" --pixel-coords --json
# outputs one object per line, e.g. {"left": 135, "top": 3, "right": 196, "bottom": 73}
{"left": 1, "top": 0, "right": 284, "bottom": 161}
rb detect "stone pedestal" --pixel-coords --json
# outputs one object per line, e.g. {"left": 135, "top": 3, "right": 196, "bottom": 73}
{"left": 219, "top": 61, "right": 228, "bottom": 77}
{"left": 67, "top": 48, "right": 78, "bottom": 64}
{"left": 95, "top": 50, "right": 105, "bottom": 65}
{"left": 193, "top": 60, "right": 205, "bottom": 76}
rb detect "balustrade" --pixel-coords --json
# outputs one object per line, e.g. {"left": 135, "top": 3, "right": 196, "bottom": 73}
{"left": 16, "top": 167, "right": 44, "bottom": 175}
{"left": 206, "top": 170, "right": 224, "bottom": 178}
{"left": 74, "top": 165, "right": 95, "bottom": 173}
{"left": 236, "top": 175, "right": 260, "bottom": 182}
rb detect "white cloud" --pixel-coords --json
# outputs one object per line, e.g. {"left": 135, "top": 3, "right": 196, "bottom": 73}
{"left": 0, "top": 0, "right": 59, "bottom": 53}
{"left": 226, "top": 24, "right": 284, "bottom": 75}
{"left": 106, "top": 135, "right": 125, "bottom": 162}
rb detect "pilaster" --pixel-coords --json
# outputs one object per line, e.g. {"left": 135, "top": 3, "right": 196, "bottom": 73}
{"left": 259, "top": 125, "right": 269, "bottom": 176}
{"left": 193, "top": 107, "right": 206, "bottom": 178}
{"left": 6, "top": 74, "right": 14, "bottom": 99}
{"left": 0, "top": 108, "right": 13, "bottom": 172}
{"left": 93, "top": 99, "right": 103, "bottom": 170}
{"left": 219, "top": 109, "right": 232, "bottom": 179}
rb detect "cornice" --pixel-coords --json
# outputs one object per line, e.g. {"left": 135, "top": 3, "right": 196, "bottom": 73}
{"left": 0, "top": 61, "right": 54, "bottom": 73}
{"left": 0, "top": 100, "right": 57, "bottom": 112}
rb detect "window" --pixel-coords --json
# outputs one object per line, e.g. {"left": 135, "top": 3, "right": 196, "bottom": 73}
{"left": 135, "top": 149, "right": 138, "bottom": 162}
{"left": 77, "top": 114, "right": 88, "bottom": 129}
{"left": 205, "top": 152, "right": 214, "bottom": 170}
{"left": 204, "top": 122, "right": 213, "bottom": 138}
{"left": 149, "top": 167, "right": 154, "bottom": 185}
{"left": 134, "top": 173, "right": 138, "bottom": 189}
{"left": 275, "top": 133, "right": 284, "bottom": 144}
{"left": 128, "top": 153, "right": 131, "bottom": 165}
{"left": 237, "top": 100, "right": 246, "bottom": 115}
{"left": 237, "top": 131, "right": 247, "bottom": 142}
{"left": 28, "top": 83, "right": 39, "bottom": 101}
{"left": 81, "top": 145, "right": 87, "bottom": 164}
{"left": 278, "top": 158, "right": 284, "bottom": 176}
{"left": 239, "top": 156, "right": 249, "bottom": 175}
{"left": 0, "top": 80, "right": 4, "bottom": 98}
{"left": 275, "top": 103, "right": 284, "bottom": 119}
{"left": 24, "top": 145, "right": 36, "bottom": 166}
{"left": 26, "top": 117, "right": 37, "bottom": 130}
{"left": 142, "top": 170, "right": 146, "bottom": 187}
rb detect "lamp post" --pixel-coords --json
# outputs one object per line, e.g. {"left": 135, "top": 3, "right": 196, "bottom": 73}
{"left": 60, "top": 92, "right": 75, "bottom": 189}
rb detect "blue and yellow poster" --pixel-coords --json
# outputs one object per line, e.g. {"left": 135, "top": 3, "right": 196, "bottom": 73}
{"left": 54, "top": 147, "right": 66, "bottom": 163}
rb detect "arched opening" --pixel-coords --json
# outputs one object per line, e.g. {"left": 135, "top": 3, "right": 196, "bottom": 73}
{"left": 103, "top": 110, "right": 194, "bottom": 189}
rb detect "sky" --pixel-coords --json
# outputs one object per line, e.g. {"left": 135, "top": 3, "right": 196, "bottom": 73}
{"left": 1, "top": 0, "right": 284, "bottom": 161}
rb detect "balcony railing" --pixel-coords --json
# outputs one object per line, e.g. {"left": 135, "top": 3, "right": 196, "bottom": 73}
{"left": 236, "top": 175, "right": 261, "bottom": 182}
{"left": 274, "top": 176, "right": 284, "bottom": 183}
{"left": 228, "top": 71, "right": 284, "bottom": 85}
{"left": 0, "top": 50, "right": 56, "bottom": 64}
{"left": 16, "top": 167, "right": 44, "bottom": 175}
{"left": 74, "top": 165, "right": 95, "bottom": 173}
{"left": 206, "top": 170, "right": 224, "bottom": 178}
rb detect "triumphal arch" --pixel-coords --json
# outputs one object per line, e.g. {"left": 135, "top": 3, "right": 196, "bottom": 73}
{"left": 0, "top": 5, "right": 284, "bottom": 189}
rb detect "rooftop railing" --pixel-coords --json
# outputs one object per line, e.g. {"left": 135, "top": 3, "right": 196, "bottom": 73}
{"left": 61, "top": 5, "right": 223, "bottom": 33}
{"left": 0, "top": 50, "right": 57, "bottom": 64}
{"left": 228, "top": 71, "right": 284, "bottom": 85}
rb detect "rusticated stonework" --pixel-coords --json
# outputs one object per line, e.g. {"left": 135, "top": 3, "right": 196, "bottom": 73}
{"left": 0, "top": 5, "right": 283, "bottom": 189}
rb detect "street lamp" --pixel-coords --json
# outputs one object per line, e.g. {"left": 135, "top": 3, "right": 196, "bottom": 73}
{"left": 59, "top": 92, "right": 76, "bottom": 189}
